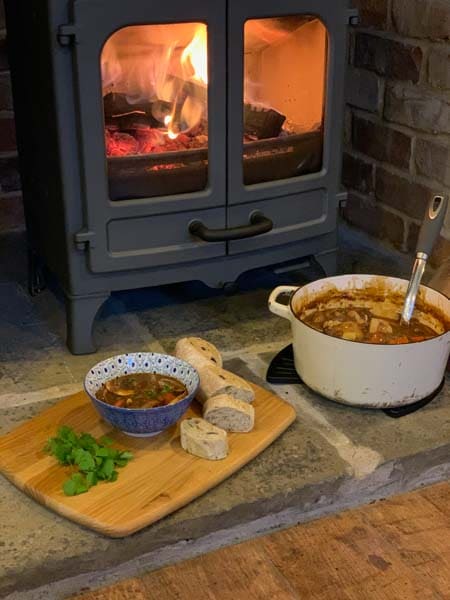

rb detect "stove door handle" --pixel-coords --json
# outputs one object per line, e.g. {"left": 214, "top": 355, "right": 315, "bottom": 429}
{"left": 189, "top": 212, "right": 273, "bottom": 242}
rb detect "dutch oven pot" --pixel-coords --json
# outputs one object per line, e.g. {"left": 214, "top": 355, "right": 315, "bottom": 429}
{"left": 268, "top": 274, "right": 450, "bottom": 408}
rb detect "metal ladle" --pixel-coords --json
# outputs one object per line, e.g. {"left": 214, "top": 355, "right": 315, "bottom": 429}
{"left": 401, "top": 194, "right": 448, "bottom": 325}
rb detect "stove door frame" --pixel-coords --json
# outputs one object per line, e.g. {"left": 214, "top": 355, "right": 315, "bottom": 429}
{"left": 69, "top": 0, "right": 227, "bottom": 273}
{"left": 227, "top": 0, "right": 348, "bottom": 246}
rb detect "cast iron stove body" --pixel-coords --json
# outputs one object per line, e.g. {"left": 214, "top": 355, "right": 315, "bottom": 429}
{"left": 5, "top": 0, "right": 356, "bottom": 354}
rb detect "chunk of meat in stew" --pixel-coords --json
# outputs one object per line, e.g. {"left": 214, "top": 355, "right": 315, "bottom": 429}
{"left": 302, "top": 306, "right": 437, "bottom": 344}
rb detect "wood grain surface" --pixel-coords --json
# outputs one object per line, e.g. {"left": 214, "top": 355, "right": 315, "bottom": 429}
{"left": 71, "top": 481, "right": 450, "bottom": 599}
{"left": 0, "top": 384, "right": 296, "bottom": 537}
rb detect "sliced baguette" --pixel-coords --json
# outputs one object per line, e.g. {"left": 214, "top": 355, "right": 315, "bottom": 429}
{"left": 196, "top": 364, "right": 255, "bottom": 405}
{"left": 175, "top": 337, "right": 223, "bottom": 370}
{"left": 180, "top": 418, "right": 228, "bottom": 460}
{"left": 203, "top": 394, "right": 255, "bottom": 432}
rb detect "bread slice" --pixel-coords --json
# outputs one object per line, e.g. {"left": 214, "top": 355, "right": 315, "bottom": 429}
{"left": 203, "top": 394, "right": 255, "bottom": 433}
{"left": 196, "top": 364, "right": 255, "bottom": 405}
{"left": 180, "top": 418, "right": 228, "bottom": 460}
{"left": 175, "top": 337, "right": 223, "bottom": 370}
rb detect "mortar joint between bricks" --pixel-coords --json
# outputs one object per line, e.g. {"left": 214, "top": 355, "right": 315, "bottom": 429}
{"left": 409, "top": 136, "right": 417, "bottom": 176}
{"left": 376, "top": 160, "right": 425, "bottom": 183}
{"left": 402, "top": 218, "right": 414, "bottom": 253}
{"left": 350, "top": 107, "right": 417, "bottom": 141}
{"left": 353, "top": 27, "right": 430, "bottom": 50}
{"left": 419, "top": 41, "right": 432, "bottom": 87}
{"left": 412, "top": 172, "right": 450, "bottom": 197}
{"left": 378, "top": 78, "right": 386, "bottom": 115}
{"left": 387, "top": 0, "right": 393, "bottom": 31}
{"left": 0, "top": 150, "right": 18, "bottom": 159}
{"left": 376, "top": 200, "right": 416, "bottom": 223}
{"left": 385, "top": 80, "right": 450, "bottom": 102}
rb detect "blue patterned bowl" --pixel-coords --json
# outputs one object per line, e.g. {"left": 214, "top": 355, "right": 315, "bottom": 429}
{"left": 84, "top": 353, "right": 200, "bottom": 437}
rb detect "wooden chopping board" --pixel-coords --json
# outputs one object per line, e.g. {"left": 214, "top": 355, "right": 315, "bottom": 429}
{"left": 0, "top": 383, "right": 296, "bottom": 537}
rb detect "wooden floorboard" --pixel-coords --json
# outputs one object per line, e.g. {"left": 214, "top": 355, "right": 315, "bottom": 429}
{"left": 71, "top": 481, "right": 450, "bottom": 600}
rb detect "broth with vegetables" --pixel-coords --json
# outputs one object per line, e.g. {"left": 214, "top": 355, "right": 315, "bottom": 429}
{"left": 96, "top": 373, "right": 188, "bottom": 409}
{"left": 297, "top": 289, "right": 447, "bottom": 344}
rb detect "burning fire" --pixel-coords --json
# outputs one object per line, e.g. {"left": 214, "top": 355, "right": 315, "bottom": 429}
{"left": 101, "top": 22, "right": 208, "bottom": 146}
{"left": 167, "top": 24, "right": 208, "bottom": 140}
{"left": 181, "top": 25, "right": 208, "bottom": 85}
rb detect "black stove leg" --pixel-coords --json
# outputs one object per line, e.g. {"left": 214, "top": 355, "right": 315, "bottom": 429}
{"left": 65, "top": 292, "right": 110, "bottom": 355}
{"left": 311, "top": 250, "right": 337, "bottom": 278}
{"left": 28, "top": 247, "right": 47, "bottom": 296}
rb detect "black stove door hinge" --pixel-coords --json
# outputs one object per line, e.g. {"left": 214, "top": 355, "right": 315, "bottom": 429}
{"left": 346, "top": 9, "right": 359, "bottom": 26}
{"left": 57, "top": 24, "right": 78, "bottom": 47}
{"left": 74, "top": 229, "right": 96, "bottom": 251}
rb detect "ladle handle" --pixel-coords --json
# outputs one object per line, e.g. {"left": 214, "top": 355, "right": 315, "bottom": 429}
{"left": 416, "top": 195, "right": 448, "bottom": 257}
{"left": 401, "top": 194, "right": 447, "bottom": 325}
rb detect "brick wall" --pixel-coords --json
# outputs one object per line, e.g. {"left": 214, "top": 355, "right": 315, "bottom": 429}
{"left": 344, "top": 0, "right": 450, "bottom": 267}
{"left": 0, "top": 0, "right": 23, "bottom": 234}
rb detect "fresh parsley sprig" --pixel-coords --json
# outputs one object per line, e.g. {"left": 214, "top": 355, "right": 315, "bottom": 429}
{"left": 45, "top": 425, "right": 133, "bottom": 496}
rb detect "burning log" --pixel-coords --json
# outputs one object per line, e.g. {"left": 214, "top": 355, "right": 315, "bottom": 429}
{"left": 103, "top": 92, "right": 160, "bottom": 133}
{"left": 244, "top": 104, "right": 286, "bottom": 140}
{"left": 103, "top": 92, "right": 153, "bottom": 120}
{"left": 104, "top": 78, "right": 207, "bottom": 129}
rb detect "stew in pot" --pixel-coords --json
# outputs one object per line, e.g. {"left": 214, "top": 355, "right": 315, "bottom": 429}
{"left": 297, "top": 289, "right": 446, "bottom": 344}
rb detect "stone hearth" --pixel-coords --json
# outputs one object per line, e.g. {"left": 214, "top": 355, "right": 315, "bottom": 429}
{"left": 0, "top": 225, "right": 449, "bottom": 599}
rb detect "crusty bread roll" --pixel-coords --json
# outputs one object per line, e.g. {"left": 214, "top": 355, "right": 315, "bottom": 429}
{"left": 175, "top": 337, "right": 223, "bottom": 370}
{"left": 180, "top": 418, "right": 228, "bottom": 460}
{"left": 203, "top": 394, "right": 255, "bottom": 432}
{"left": 196, "top": 364, "right": 255, "bottom": 404}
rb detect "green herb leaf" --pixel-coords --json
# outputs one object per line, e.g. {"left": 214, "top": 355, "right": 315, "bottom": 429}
{"left": 63, "top": 473, "right": 88, "bottom": 496}
{"left": 86, "top": 471, "right": 98, "bottom": 488}
{"left": 45, "top": 426, "right": 133, "bottom": 496}
{"left": 119, "top": 451, "right": 133, "bottom": 461}
{"left": 99, "top": 457, "right": 115, "bottom": 479}
{"left": 75, "top": 449, "right": 96, "bottom": 472}
{"left": 63, "top": 478, "right": 78, "bottom": 496}
{"left": 95, "top": 447, "right": 110, "bottom": 458}
{"left": 99, "top": 435, "right": 113, "bottom": 446}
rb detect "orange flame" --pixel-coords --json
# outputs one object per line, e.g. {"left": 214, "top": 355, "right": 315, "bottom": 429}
{"left": 167, "top": 24, "right": 208, "bottom": 139}
{"left": 181, "top": 24, "right": 208, "bottom": 84}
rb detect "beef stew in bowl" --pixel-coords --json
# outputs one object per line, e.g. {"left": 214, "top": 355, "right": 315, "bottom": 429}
{"left": 95, "top": 373, "right": 188, "bottom": 409}
{"left": 84, "top": 352, "right": 199, "bottom": 437}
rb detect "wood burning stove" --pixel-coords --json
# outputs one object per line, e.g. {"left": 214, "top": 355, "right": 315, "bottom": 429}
{"left": 5, "top": 0, "right": 356, "bottom": 354}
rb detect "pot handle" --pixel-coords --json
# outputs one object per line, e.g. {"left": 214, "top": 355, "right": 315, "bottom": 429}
{"left": 268, "top": 286, "right": 297, "bottom": 320}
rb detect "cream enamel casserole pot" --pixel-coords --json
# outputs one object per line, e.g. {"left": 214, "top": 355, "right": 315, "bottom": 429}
{"left": 268, "top": 274, "right": 450, "bottom": 408}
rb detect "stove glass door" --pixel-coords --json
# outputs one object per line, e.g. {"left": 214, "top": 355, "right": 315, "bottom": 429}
{"left": 242, "top": 16, "right": 327, "bottom": 185}
{"left": 70, "top": 0, "right": 226, "bottom": 274}
{"left": 101, "top": 23, "right": 209, "bottom": 201}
